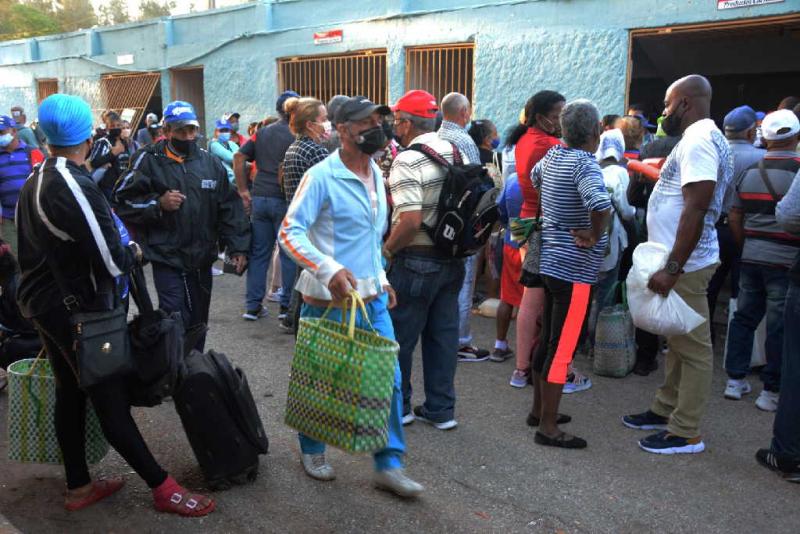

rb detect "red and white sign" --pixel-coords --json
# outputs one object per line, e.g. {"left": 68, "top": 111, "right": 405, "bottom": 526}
{"left": 717, "top": 0, "right": 783, "bottom": 9}
{"left": 313, "top": 29, "right": 343, "bottom": 45}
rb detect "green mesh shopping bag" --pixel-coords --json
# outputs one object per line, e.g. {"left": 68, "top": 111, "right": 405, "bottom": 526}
{"left": 7, "top": 355, "right": 109, "bottom": 464}
{"left": 285, "top": 292, "right": 398, "bottom": 453}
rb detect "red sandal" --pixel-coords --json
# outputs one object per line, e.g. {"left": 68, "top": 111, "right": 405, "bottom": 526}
{"left": 64, "top": 478, "right": 125, "bottom": 511}
{"left": 153, "top": 476, "right": 215, "bottom": 517}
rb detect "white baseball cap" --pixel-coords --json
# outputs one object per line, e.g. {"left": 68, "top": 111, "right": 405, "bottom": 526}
{"left": 761, "top": 109, "right": 800, "bottom": 141}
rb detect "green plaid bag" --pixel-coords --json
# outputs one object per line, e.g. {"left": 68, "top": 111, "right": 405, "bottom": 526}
{"left": 285, "top": 292, "right": 399, "bottom": 453}
{"left": 6, "top": 355, "right": 109, "bottom": 464}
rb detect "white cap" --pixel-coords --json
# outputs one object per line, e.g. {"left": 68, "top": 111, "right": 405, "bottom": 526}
{"left": 761, "top": 109, "right": 800, "bottom": 141}
{"left": 146, "top": 112, "right": 158, "bottom": 123}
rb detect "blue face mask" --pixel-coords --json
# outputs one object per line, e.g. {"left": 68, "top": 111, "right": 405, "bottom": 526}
{"left": 0, "top": 133, "right": 13, "bottom": 147}
{"left": 218, "top": 132, "right": 231, "bottom": 142}
{"left": 490, "top": 138, "right": 500, "bottom": 150}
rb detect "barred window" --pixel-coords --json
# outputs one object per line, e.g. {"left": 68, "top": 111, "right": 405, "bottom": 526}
{"left": 99, "top": 72, "right": 160, "bottom": 130}
{"left": 278, "top": 49, "right": 388, "bottom": 104}
{"left": 37, "top": 79, "right": 59, "bottom": 104}
{"left": 405, "top": 43, "right": 475, "bottom": 104}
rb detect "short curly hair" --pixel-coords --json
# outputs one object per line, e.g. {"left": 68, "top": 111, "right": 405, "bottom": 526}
{"left": 560, "top": 99, "right": 601, "bottom": 148}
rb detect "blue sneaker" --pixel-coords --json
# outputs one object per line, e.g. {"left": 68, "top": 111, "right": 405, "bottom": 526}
{"left": 622, "top": 410, "right": 669, "bottom": 430}
{"left": 638, "top": 430, "right": 705, "bottom": 455}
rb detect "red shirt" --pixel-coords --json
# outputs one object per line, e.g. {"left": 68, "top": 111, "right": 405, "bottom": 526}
{"left": 515, "top": 127, "right": 562, "bottom": 218}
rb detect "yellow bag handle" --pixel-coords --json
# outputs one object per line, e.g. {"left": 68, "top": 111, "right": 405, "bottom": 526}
{"left": 318, "top": 290, "right": 377, "bottom": 339}
{"left": 24, "top": 348, "right": 47, "bottom": 377}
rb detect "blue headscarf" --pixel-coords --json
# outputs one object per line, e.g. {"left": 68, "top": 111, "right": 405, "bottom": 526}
{"left": 38, "top": 94, "right": 94, "bottom": 146}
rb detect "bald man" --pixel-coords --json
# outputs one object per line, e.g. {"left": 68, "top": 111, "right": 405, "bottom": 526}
{"left": 436, "top": 92, "right": 487, "bottom": 361}
{"left": 623, "top": 75, "right": 734, "bottom": 455}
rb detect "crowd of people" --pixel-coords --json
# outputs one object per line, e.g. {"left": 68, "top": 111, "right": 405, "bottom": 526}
{"left": 0, "top": 71, "right": 798, "bottom": 516}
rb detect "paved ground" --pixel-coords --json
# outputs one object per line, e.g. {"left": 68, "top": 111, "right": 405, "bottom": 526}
{"left": 0, "top": 268, "right": 798, "bottom": 533}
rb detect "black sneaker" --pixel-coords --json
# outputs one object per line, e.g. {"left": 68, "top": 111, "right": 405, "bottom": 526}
{"left": 489, "top": 347, "right": 514, "bottom": 362}
{"left": 458, "top": 346, "right": 490, "bottom": 362}
{"left": 278, "top": 306, "right": 289, "bottom": 321}
{"left": 633, "top": 358, "right": 658, "bottom": 376}
{"left": 242, "top": 304, "right": 268, "bottom": 321}
{"left": 638, "top": 430, "right": 705, "bottom": 455}
{"left": 622, "top": 410, "right": 668, "bottom": 430}
{"left": 756, "top": 449, "right": 800, "bottom": 482}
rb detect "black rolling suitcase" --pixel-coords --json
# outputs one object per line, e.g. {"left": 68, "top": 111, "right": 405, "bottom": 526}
{"left": 174, "top": 349, "right": 269, "bottom": 489}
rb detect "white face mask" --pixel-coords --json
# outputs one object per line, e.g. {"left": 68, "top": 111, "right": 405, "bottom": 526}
{"left": 0, "top": 133, "right": 13, "bottom": 147}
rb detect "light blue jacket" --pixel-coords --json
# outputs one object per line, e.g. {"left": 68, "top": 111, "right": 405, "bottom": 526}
{"left": 279, "top": 149, "right": 389, "bottom": 301}
{"left": 208, "top": 138, "right": 239, "bottom": 183}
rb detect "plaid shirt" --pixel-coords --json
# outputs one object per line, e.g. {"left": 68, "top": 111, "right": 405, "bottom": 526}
{"left": 437, "top": 120, "right": 479, "bottom": 164}
{"left": 282, "top": 136, "right": 329, "bottom": 202}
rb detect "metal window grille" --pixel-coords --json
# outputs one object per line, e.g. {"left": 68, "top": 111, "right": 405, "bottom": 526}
{"left": 36, "top": 79, "right": 59, "bottom": 104}
{"left": 98, "top": 72, "right": 161, "bottom": 130}
{"left": 405, "top": 43, "right": 475, "bottom": 105}
{"left": 278, "top": 49, "right": 388, "bottom": 104}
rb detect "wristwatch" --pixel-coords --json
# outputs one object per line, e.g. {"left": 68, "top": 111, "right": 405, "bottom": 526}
{"left": 665, "top": 259, "right": 682, "bottom": 276}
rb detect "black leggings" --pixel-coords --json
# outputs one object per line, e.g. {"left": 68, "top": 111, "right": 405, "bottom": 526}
{"left": 533, "top": 275, "right": 592, "bottom": 384}
{"left": 33, "top": 306, "right": 167, "bottom": 490}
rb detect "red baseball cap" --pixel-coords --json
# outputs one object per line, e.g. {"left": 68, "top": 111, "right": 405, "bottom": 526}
{"left": 391, "top": 90, "right": 439, "bottom": 119}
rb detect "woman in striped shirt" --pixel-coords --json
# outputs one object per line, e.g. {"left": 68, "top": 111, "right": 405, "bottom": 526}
{"left": 529, "top": 100, "right": 611, "bottom": 449}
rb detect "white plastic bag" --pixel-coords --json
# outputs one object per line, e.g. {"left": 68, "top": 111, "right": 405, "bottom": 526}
{"left": 625, "top": 242, "right": 705, "bottom": 337}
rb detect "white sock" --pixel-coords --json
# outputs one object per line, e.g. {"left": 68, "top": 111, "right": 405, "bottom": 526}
{"left": 495, "top": 339, "right": 508, "bottom": 350}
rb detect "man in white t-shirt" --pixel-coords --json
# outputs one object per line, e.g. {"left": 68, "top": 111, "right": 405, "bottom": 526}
{"left": 623, "top": 75, "right": 734, "bottom": 455}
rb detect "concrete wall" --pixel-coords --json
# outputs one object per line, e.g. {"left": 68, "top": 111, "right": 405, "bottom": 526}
{"left": 0, "top": 0, "right": 797, "bottom": 137}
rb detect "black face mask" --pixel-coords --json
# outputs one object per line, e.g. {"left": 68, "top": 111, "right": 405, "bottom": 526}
{"left": 109, "top": 128, "right": 122, "bottom": 139}
{"left": 381, "top": 121, "right": 393, "bottom": 143}
{"left": 661, "top": 104, "right": 686, "bottom": 138}
{"left": 170, "top": 137, "right": 196, "bottom": 154}
{"left": 354, "top": 126, "right": 387, "bottom": 155}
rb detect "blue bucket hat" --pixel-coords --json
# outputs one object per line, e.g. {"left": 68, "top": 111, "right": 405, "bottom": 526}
{"left": 0, "top": 116, "right": 17, "bottom": 131}
{"left": 163, "top": 101, "right": 199, "bottom": 128}
{"left": 38, "top": 94, "right": 94, "bottom": 146}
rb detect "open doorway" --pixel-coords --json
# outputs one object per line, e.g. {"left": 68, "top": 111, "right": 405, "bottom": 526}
{"left": 170, "top": 66, "right": 206, "bottom": 145}
{"left": 628, "top": 15, "right": 800, "bottom": 125}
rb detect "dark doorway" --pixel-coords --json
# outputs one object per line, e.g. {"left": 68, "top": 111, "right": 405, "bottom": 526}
{"left": 628, "top": 15, "right": 800, "bottom": 126}
{"left": 171, "top": 66, "right": 206, "bottom": 144}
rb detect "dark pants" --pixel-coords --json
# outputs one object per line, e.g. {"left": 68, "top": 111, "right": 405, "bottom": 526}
{"left": 388, "top": 252, "right": 464, "bottom": 423}
{"left": 707, "top": 222, "right": 741, "bottom": 342}
{"left": 724, "top": 263, "right": 788, "bottom": 391}
{"left": 152, "top": 262, "right": 212, "bottom": 352}
{"left": 533, "top": 275, "right": 592, "bottom": 384}
{"left": 771, "top": 280, "right": 800, "bottom": 457}
{"left": 33, "top": 306, "right": 167, "bottom": 490}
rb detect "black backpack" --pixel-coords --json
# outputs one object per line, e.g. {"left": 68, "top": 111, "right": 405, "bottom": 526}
{"left": 407, "top": 143, "right": 499, "bottom": 258}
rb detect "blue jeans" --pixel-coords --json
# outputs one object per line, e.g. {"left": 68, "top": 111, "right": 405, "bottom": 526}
{"left": 389, "top": 253, "right": 465, "bottom": 422}
{"left": 152, "top": 262, "right": 212, "bottom": 352}
{"left": 587, "top": 265, "right": 620, "bottom": 348}
{"left": 457, "top": 254, "right": 477, "bottom": 346}
{"left": 245, "top": 196, "right": 296, "bottom": 310}
{"left": 771, "top": 280, "right": 800, "bottom": 457}
{"left": 724, "top": 263, "right": 789, "bottom": 391}
{"left": 297, "top": 294, "right": 405, "bottom": 472}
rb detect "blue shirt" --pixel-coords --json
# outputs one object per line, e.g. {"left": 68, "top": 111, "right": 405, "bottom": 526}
{"left": 532, "top": 145, "right": 611, "bottom": 284}
{"left": 437, "top": 120, "right": 479, "bottom": 164}
{"left": 497, "top": 174, "right": 523, "bottom": 249}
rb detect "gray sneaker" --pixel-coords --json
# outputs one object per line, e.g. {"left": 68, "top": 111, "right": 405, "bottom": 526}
{"left": 301, "top": 453, "right": 335, "bottom": 481}
{"left": 374, "top": 468, "right": 424, "bottom": 498}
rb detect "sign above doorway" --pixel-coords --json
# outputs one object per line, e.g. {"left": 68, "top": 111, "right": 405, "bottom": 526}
{"left": 717, "top": 0, "right": 784, "bottom": 9}
{"left": 313, "top": 29, "right": 343, "bottom": 45}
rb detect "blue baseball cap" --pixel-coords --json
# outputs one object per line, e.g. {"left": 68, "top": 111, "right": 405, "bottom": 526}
{"left": 215, "top": 118, "right": 232, "bottom": 130}
{"left": 0, "top": 116, "right": 17, "bottom": 130}
{"left": 723, "top": 105, "right": 757, "bottom": 133}
{"left": 276, "top": 90, "right": 300, "bottom": 114}
{"left": 755, "top": 111, "right": 766, "bottom": 121}
{"left": 163, "top": 101, "right": 199, "bottom": 128}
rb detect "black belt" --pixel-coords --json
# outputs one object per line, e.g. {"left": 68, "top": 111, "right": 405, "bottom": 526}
{"left": 398, "top": 246, "right": 451, "bottom": 259}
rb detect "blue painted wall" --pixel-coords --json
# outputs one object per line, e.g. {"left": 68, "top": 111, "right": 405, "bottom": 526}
{"left": 0, "top": 0, "right": 797, "bottom": 136}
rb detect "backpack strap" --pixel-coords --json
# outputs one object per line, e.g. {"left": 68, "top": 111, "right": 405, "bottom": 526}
{"left": 757, "top": 159, "right": 780, "bottom": 202}
{"left": 407, "top": 143, "right": 452, "bottom": 168}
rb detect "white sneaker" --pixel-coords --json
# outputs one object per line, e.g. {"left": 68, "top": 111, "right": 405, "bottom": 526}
{"left": 374, "top": 468, "right": 424, "bottom": 498}
{"left": 401, "top": 412, "right": 415, "bottom": 426}
{"left": 267, "top": 288, "right": 283, "bottom": 303}
{"left": 412, "top": 406, "right": 457, "bottom": 430}
{"left": 724, "top": 378, "right": 752, "bottom": 400}
{"left": 211, "top": 266, "right": 224, "bottom": 277}
{"left": 755, "top": 390, "right": 779, "bottom": 412}
{"left": 301, "top": 453, "right": 335, "bottom": 481}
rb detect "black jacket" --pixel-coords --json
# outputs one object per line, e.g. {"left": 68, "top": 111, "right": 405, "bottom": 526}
{"left": 113, "top": 140, "right": 250, "bottom": 272}
{"left": 16, "top": 158, "right": 138, "bottom": 319}
{"left": 89, "top": 135, "right": 138, "bottom": 193}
